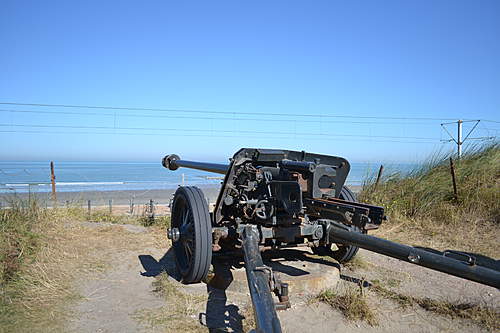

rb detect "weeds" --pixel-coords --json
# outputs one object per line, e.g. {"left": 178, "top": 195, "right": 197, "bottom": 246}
{"left": 241, "top": 305, "right": 256, "bottom": 333}
{"left": 342, "top": 255, "right": 371, "bottom": 270}
{"left": 371, "top": 283, "right": 500, "bottom": 331}
{"left": 139, "top": 215, "right": 171, "bottom": 228}
{"left": 316, "top": 286, "right": 378, "bottom": 326}
{"left": 134, "top": 272, "right": 206, "bottom": 332}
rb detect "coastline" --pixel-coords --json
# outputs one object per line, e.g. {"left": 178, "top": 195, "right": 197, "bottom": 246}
{"left": 0, "top": 186, "right": 222, "bottom": 207}
{"left": 0, "top": 184, "right": 362, "bottom": 208}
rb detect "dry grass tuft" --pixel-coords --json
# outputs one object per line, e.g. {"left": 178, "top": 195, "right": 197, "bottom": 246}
{"left": 241, "top": 305, "right": 257, "bottom": 333}
{"left": 316, "top": 286, "right": 378, "bottom": 326}
{"left": 342, "top": 255, "right": 371, "bottom": 270}
{"left": 371, "top": 283, "right": 500, "bottom": 331}
{"left": 134, "top": 272, "right": 206, "bottom": 332}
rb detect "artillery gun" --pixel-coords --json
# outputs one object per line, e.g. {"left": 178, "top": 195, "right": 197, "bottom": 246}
{"left": 162, "top": 148, "right": 500, "bottom": 333}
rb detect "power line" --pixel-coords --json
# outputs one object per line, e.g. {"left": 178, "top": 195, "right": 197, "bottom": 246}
{"left": 0, "top": 101, "right": 477, "bottom": 121}
{"left": 0, "top": 129, "right": 441, "bottom": 144}
{"left": 0, "top": 123, "right": 442, "bottom": 141}
{"left": 0, "top": 108, "right": 440, "bottom": 126}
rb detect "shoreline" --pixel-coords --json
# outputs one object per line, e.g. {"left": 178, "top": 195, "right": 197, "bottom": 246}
{"left": 0, "top": 186, "right": 222, "bottom": 207}
{"left": 0, "top": 185, "right": 362, "bottom": 207}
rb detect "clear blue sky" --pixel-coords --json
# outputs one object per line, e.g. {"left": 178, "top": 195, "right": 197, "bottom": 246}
{"left": 1, "top": 0, "right": 499, "bottom": 163}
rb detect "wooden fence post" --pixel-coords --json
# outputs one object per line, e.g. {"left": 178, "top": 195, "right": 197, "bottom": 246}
{"left": 449, "top": 157, "right": 458, "bottom": 202}
{"left": 50, "top": 161, "right": 57, "bottom": 205}
{"left": 374, "top": 165, "right": 384, "bottom": 191}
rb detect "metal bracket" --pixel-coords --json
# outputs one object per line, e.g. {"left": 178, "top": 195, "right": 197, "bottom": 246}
{"left": 443, "top": 250, "right": 476, "bottom": 266}
{"left": 253, "top": 265, "right": 290, "bottom": 310}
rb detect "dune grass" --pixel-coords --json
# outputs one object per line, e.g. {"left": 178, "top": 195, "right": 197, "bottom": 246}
{"left": 0, "top": 197, "right": 169, "bottom": 332}
{"left": 359, "top": 143, "right": 499, "bottom": 257}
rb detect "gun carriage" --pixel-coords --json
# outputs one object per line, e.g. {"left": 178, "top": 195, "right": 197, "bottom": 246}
{"left": 162, "top": 148, "right": 500, "bottom": 333}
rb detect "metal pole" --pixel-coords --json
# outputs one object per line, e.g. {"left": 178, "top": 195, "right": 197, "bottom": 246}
{"left": 109, "top": 199, "right": 112, "bottom": 214}
{"left": 326, "top": 223, "right": 500, "bottom": 288}
{"left": 87, "top": 200, "right": 91, "bottom": 217}
{"left": 241, "top": 225, "right": 282, "bottom": 333}
{"left": 457, "top": 120, "right": 463, "bottom": 159}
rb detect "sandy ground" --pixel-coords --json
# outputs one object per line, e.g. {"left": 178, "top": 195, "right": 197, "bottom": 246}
{"left": 1, "top": 185, "right": 361, "bottom": 212}
{"left": 0, "top": 186, "right": 223, "bottom": 207}
{"left": 66, "top": 221, "right": 498, "bottom": 333}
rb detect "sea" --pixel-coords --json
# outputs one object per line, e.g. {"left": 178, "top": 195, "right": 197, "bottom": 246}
{"left": 0, "top": 161, "right": 416, "bottom": 194}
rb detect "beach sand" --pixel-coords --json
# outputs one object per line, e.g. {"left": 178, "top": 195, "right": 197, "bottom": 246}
{"left": 1, "top": 184, "right": 361, "bottom": 211}
{"left": 0, "top": 186, "right": 222, "bottom": 208}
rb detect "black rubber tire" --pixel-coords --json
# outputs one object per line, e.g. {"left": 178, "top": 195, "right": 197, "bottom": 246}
{"left": 311, "top": 186, "right": 361, "bottom": 263}
{"left": 171, "top": 186, "right": 212, "bottom": 284}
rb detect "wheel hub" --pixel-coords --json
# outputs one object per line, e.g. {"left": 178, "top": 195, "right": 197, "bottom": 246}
{"left": 167, "top": 228, "right": 180, "bottom": 242}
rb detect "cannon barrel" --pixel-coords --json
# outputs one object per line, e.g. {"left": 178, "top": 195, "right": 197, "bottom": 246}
{"left": 280, "top": 159, "right": 316, "bottom": 173}
{"left": 162, "top": 154, "right": 229, "bottom": 174}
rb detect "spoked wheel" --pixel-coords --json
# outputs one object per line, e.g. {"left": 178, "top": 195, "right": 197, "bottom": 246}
{"left": 312, "top": 186, "right": 361, "bottom": 263}
{"left": 169, "top": 186, "right": 212, "bottom": 284}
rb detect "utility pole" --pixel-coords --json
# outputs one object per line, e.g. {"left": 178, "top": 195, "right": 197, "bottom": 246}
{"left": 440, "top": 119, "right": 490, "bottom": 159}
{"left": 457, "top": 120, "right": 463, "bottom": 159}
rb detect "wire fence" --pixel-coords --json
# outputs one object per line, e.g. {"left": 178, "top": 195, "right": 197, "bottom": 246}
{"left": 1, "top": 101, "right": 498, "bottom": 216}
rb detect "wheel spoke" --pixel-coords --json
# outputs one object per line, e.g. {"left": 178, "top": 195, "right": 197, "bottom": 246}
{"left": 184, "top": 241, "right": 193, "bottom": 258}
{"left": 182, "top": 209, "right": 190, "bottom": 226}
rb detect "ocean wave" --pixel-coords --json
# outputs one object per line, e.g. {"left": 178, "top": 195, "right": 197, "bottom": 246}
{"left": 3, "top": 181, "right": 125, "bottom": 187}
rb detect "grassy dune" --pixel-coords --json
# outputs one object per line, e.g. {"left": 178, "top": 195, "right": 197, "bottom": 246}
{"left": 359, "top": 143, "right": 499, "bottom": 257}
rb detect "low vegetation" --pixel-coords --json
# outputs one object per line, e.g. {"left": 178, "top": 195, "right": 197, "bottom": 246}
{"left": 371, "top": 282, "right": 499, "bottom": 331}
{"left": 0, "top": 198, "right": 169, "bottom": 331}
{"left": 0, "top": 200, "right": 87, "bottom": 331}
{"left": 134, "top": 273, "right": 206, "bottom": 332}
{"left": 315, "top": 286, "right": 378, "bottom": 326}
{"left": 359, "top": 143, "right": 500, "bottom": 257}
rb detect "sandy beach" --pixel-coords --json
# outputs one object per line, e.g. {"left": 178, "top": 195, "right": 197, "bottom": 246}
{"left": 0, "top": 184, "right": 362, "bottom": 210}
{"left": 0, "top": 185, "right": 222, "bottom": 208}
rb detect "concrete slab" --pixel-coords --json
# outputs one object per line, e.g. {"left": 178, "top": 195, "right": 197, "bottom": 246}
{"left": 208, "top": 248, "right": 340, "bottom": 296}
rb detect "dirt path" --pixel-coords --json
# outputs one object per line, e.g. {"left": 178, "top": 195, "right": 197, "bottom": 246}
{"left": 69, "top": 249, "right": 164, "bottom": 332}
{"left": 67, "top": 223, "right": 168, "bottom": 333}
{"left": 279, "top": 249, "right": 499, "bottom": 333}
{"left": 67, "top": 222, "right": 499, "bottom": 333}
